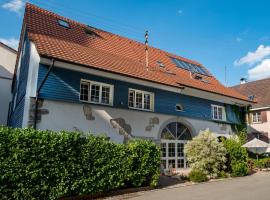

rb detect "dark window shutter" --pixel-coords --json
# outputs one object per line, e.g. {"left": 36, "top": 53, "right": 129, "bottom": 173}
{"left": 261, "top": 111, "right": 268, "bottom": 123}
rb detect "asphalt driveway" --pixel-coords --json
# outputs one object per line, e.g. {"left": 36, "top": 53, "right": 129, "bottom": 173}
{"left": 106, "top": 172, "right": 270, "bottom": 200}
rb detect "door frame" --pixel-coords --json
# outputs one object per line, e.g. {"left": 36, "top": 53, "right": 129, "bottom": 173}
{"left": 161, "top": 139, "right": 188, "bottom": 170}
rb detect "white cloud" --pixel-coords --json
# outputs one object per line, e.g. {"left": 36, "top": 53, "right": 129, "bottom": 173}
{"left": 177, "top": 10, "right": 183, "bottom": 15}
{"left": 234, "top": 45, "right": 270, "bottom": 66}
{"left": 0, "top": 37, "right": 19, "bottom": 49}
{"left": 248, "top": 59, "right": 270, "bottom": 80}
{"left": 1, "top": 0, "right": 24, "bottom": 14}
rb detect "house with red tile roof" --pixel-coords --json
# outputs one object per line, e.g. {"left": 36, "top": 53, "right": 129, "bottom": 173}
{"left": 231, "top": 78, "right": 270, "bottom": 143}
{"left": 9, "top": 3, "right": 253, "bottom": 171}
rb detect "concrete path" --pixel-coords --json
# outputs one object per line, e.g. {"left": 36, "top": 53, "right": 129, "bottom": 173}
{"left": 105, "top": 172, "right": 270, "bottom": 200}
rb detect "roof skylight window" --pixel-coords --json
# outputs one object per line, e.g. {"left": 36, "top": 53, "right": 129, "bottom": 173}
{"left": 157, "top": 60, "right": 165, "bottom": 68}
{"left": 58, "top": 19, "right": 70, "bottom": 28}
{"left": 170, "top": 57, "right": 209, "bottom": 76}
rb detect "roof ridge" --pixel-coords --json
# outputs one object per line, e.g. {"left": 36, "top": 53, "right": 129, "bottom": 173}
{"left": 231, "top": 77, "right": 270, "bottom": 88}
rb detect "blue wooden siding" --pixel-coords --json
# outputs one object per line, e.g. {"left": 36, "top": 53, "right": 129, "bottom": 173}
{"left": 38, "top": 64, "right": 241, "bottom": 124}
{"left": 9, "top": 98, "right": 25, "bottom": 127}
{"left": 9, "top": 34, "right": 30, "bottom": 127}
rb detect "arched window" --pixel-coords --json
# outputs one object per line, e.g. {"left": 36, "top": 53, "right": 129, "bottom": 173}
{"left": 161, "top": 122, "right": 192, "bottom": 140}
{"left": 160, "top": 122, "right": 192, "bottom": 170}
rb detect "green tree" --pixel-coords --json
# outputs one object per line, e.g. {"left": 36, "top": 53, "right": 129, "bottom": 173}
{"left": 222, "top": 136, "right": 248, "bottom": 177}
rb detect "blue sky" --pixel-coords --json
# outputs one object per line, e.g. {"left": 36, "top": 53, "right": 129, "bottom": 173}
{"left": 1, "top": 0, "right": 270, "bottom": 86}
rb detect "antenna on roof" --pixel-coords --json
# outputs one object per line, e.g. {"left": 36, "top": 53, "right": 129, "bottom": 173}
{"left": 225, "top": 66, "right": 227, "bottom": 86}
{"left": 145, "top": 30, "right": 149, "bottom": 71}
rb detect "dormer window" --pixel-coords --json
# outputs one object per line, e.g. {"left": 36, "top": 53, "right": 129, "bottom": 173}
{"left": 194, "top": 75, "right": 202, "bottom": 80}
{"left": 58, "top": 19, "right": 70, "bottom": 28}
{"left": 248, "top": 95, "right": 255, "bottom": 101}
{"left": 85, "top": 26, "right": 95, "bottom": 35}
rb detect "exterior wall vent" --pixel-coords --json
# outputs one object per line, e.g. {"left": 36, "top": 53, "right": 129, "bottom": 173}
{"left": 175, "top": 104, "right": 184, "bottom": 111}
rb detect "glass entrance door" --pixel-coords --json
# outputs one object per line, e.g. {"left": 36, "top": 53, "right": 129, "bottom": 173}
{"left": 160, "top": 122, "right": 192, "bottom": 170}
{"left": 161, "top": 140, "right": 187, "bottom": 170}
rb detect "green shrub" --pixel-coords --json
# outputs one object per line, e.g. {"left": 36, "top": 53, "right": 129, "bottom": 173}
{"left": 0, "top": 126, "right": 160, "bottom": 200}
{"left": 249, "top": 158, "right": 270, "bottom": 169}
{"left": 189, "top": 169, "right": 208, "bottom": 183}
{"left": 184, "top": 129, "right": 227, "bottom": 177}
{"left": 247, "top": 158, "right": 255, "bottom": 171}
{"left": 218, "top": 171, "right": 228, "bottom": 178}
{"left": 222, "top": 136, "right": 248, "bottom": 177}
{"left": 231, "top": 161, "right": 248, "bottom": 177}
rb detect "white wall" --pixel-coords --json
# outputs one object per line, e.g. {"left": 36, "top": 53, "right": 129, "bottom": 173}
{"left": 0, "top": 45, "right": 16, "bottom": 125}
{"left": 22, "top": 42, "right": 40, "bottom": 127}
{"left": 37, "top": 100, "right": 234, "bottom": 143}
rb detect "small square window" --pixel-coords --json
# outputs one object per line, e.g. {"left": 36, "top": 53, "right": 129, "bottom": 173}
{"left": 252, "top": 112, "right": 262, "bottom": 123}
{"left": 80, "top": 80, "right": 113, "bottom": 105}
{"left": 128, "top": 89, "right": 154, "bottom": 111}
{"left": 212, "top": 105, "right": 225, "bottom": 121}
{"left": 58, "top": 19, "right": 70, "bottom": 28}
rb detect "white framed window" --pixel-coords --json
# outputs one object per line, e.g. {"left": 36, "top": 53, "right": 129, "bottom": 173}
{"left": 80, "top": 79, "right": 114, "bottom": 106}
{"left": 252, "top": 112, "right": 262, "bottom": 123}
{"left": 211, "top": 105, "right": 226, "bottom": 121}
{"left": 128, "top": 89, "right": 154, "bottom": 111}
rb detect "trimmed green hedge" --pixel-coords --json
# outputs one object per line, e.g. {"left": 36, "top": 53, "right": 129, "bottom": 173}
{"left": 0, "top": 126, "right": 160, "bottom": 200}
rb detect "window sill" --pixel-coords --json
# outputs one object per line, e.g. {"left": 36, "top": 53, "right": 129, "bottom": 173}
{"left": 212, "top": 118, "right": 227, "bottom": 123}
{"left": 128, "top": 106, "right": 154, "bottom": 112}
{"left": 252, "top": 122, "right": 263, "bottom": 124}
{"left": 80, "top": 100, "right": 113, "bottom": 107}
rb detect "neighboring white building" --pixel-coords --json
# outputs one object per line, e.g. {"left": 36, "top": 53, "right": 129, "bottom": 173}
{"left": 232, "top": 78, "right": 270, "bottom": 143}
{"left": 0, "top": 42, "right": 17, "bottom": 125}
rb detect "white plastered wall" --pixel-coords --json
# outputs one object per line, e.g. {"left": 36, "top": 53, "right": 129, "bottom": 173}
{"left": 37, "top": 100, "right": 234, "bottom": 143}
{"left": 22, "top": 42, "right": 40, "bottom": 127}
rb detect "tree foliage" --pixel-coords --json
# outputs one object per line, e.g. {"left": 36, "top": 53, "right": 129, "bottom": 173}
{"left": 184, "top": 129, "right": 227, "bottom": 177}
{"left": 222, "top": 136, "right": 248, "bottom": 177}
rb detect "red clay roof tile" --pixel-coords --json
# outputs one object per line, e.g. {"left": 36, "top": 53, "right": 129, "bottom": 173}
{"left": 24, "top": 3, "right": 250, "bottom": 102}
{"left": 231, "top": 78, "right": 270, "bottom": 108}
